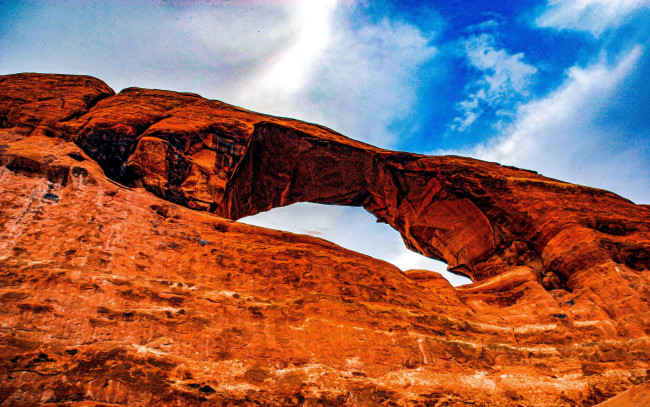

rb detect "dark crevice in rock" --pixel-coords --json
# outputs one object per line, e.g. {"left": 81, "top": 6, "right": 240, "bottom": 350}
{"left": 588, "top": 218, "right": 640, "bottom": 236}
{"left": 599, "top": 239, "right": 650, "bottom": 272}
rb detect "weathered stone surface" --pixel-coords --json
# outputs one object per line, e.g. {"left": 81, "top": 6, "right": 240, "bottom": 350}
{"left": 0, "top": 73, "right": 114, "bottom": 139}
{"left": 595, "top": 381, "right": 650, "bottom": 406}
{"left": 0, "top": 73, "right": 649, "bottom": 406}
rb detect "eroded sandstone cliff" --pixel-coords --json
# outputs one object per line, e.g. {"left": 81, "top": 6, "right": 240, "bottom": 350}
{"left": 0, "top": 73, "right": 648, "bottom": 406}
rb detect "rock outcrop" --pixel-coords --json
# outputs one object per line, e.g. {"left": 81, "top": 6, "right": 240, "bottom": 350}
{"left": 594, "top": 381, "right": 650, "bottom": 406}
{"left": 0, "top": 73, "right": 648, "bottom": 406}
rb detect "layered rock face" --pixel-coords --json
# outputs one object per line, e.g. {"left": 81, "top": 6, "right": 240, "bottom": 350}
{"left": 0, "top": 73, "right": 648, "bottom": 406}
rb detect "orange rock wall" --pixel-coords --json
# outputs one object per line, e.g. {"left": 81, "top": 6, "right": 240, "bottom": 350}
{"left": 1, "top": 73, "right": 649, "bottom": 406}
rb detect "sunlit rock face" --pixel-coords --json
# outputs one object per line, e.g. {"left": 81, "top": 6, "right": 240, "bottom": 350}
{"left": 0, "top": 73, "right": 649, "bottom": 406}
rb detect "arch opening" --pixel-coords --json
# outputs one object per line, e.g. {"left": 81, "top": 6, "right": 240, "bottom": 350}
{"left": 239, "top": 202, "right": 473, "bottom": 287}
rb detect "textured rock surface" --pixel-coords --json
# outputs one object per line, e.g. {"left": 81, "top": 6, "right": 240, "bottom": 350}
{"left": 594, "top": 381, "right": 650, "bottom": 406}
{"left": 0, "top": 73, "right": 649, "bottom": 406}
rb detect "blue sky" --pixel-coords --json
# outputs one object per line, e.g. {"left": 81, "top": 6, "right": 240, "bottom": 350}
{"left": 1, "top": 0, "right": 648, "bottom": 285}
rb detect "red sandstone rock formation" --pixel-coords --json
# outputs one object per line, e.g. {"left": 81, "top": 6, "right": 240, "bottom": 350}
{"left": 1, "top": 73, "right": 648, "bottom": 406}
{"left": 594, "top": 380, "right": 650, "bottom": 406}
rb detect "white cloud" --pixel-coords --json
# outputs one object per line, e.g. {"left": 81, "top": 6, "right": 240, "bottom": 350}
{"left": 240, "top": 203, "right": 472, "bottom": 286}
{"left": 234, "top": 0, "right": 339, "bottom": 101}
{"left": 0, "top": 2, "right": 287, "bottom": 95}
{"left": 229, "top": 4, "right": 438, "bottom": 148}
{"left": 448, "top": 46, "right": 650, "bottom": 204}
{"left": 464, "top": 35, "right": 537, "bottom": 98}
{"left": 176, "top": 4, "right": 292, "bottom": 68}
{"left": 536, "top": 0, "right": 650, "bottom": 36}
{"left": 451, "top": 34, "right": 537, "bottom": 132}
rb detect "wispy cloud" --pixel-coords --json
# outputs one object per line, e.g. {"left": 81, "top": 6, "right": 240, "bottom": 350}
{"left": 450, "top": 33, "right": 537, "bottom": 132}
{"left": 230, "top": 3, "right": 438, "bottom": 148}
{"left": 536, "top": 0, "right": 650, "bottom": 36}
{"left": 175, "top": 3, "right": 293, "bottom": 68}
{"left": 232, "top": 0, "right": 339, "bottom": 101}
{"left": 449, "top": 46, "right": 650, "bottom": 203}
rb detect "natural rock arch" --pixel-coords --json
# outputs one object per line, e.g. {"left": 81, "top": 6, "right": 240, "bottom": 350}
{"left": 214, "top": 121, "right": 498, "bottom": 281}
{"left": 3, "top": 72, "right": 649, "bottom": 319}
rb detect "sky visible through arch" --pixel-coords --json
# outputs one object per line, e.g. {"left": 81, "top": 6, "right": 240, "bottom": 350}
{"left": 1, "top": 0, "right": 648, "bottom": 285}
